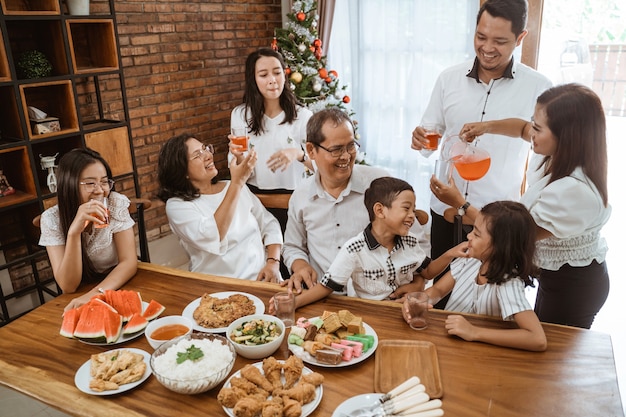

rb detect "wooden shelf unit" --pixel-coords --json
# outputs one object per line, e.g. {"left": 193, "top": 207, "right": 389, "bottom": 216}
{"left": 0, "top": 0, "right": 60, "bottom": 15}
{"left": 0, "top": 0, "right": 139, "bottom": 326}
{"left": 66, "top": 19, "right": 118, "bottom": 74}
{"left": 0, "top": 30, "right": 9, "bottom": 81}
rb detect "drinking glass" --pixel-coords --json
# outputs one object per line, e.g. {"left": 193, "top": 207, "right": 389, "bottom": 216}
{"left": 231, "top": 127, "right": 249, "bottom": 151}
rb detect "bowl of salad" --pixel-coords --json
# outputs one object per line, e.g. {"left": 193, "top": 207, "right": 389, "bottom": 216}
{"left": 226, "top": 314, "right": 285, "bottom": 359}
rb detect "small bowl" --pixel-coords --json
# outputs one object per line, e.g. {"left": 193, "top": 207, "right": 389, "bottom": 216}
{"left": 150, "top": 333, "right": 235, "bottom": 394}
{"left": 226, "top": 314, "right": 285, "bottom": 360}
{"left": 145, "top": 315, "right": 193, "bottom": 350}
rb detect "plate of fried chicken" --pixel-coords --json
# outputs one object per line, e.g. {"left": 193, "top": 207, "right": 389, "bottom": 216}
{"left": 218, "top": 355, "right": 323, "bottom": 417}
{"left": 182, "top": 291, "right": 265, "bottom": 333}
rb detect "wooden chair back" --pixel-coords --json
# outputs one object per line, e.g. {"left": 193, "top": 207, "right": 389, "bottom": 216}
{"left": 254, "top": 193, "right": 291, "bottom": 210}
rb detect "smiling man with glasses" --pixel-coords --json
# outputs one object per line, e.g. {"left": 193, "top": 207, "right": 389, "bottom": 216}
{"left": 282, "top": 108, "right": 429, "bottom": 294}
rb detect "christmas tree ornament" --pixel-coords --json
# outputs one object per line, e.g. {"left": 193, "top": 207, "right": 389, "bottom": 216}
{"left": 314, "top": 46, "right": 322, "bottom": 59}
{"left": 288, "top": 33, "right": 295, "bottom": 41}
{"left": 298, "top": 43, "right": 307, "bottom": 53}
{"left": 329, "top": 70, "right": 338, "bottom": 78}
{"left": 271, "top": 37, "right": 278, "bottom": 51}
{"left": 325, "top": 76, "right": 332, "bottom": 83}
{"left": 311, "top": 20, "right": 318, "bottom": 28}
{"left": 318, "top": 68, "right": 328, "bottom": 79}
{"left": 313, "top": 39, "right": 322, "bottom": 48}
{"left": 312, "top": 81, "right": 322, "bottom": 92}
{"left": 296, "top": 11, "right": 306, "bottom": 21}
{"left": 285, "top": 67, "right": 292, "bottom": 76}
{"left": 343, "top": 96, "right": 351, "bottom": 104}
{"left": 290, "top": 71, "right": 303, "bottom": 84}
{"left": 289, "top": 83, "right": 296, "bottom": 91}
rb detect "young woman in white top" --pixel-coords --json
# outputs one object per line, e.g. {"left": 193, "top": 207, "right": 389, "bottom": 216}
{"left": 432, "top": 83, "right": 610, "bottom": 329}
{"left": 39, "top": 149, "right": 137, "bottom": 312}
{"left": 157, "top": 133, "right": 283, "bottom": 281}
{"left": 403, "top": 201, "right": 547, "bottom": 352}
{"left": 229, "top": 48, "right": 313, "bottom": 232}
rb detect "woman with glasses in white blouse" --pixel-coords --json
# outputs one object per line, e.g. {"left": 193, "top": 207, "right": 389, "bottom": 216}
{"left": 39, "top": 148, "right": 137, "bottom": 312}
{"left": 158, "top": 133, "right": 283, "bottom": 282}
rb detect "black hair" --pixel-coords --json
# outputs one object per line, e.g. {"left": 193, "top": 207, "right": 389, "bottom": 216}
{"left": 477, "top": 0, "right": 528, "bottom": 37}
{"left": 56, "top": 148, "right": 114, "bottom": 282}
{"left": 535, "top": 83, "right": 608, "bottom": 206}
{"left": 157, "top": 133, "right": 201, "bottom": 202}
{"left": 243, "top": 48, "right": 302, "bottom": 135}
{"left": 306, "top": 107, "right": 354, "bottom": 146}
{"left": 479, "top": 201, "right": 537, "bottom": 287}
{"left": 364, "top": 177, "right": 414, "bottom": 222}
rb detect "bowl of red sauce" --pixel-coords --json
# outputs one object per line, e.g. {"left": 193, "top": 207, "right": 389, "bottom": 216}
{"left": 145, "top": 315, "right": 193, "bottom": 350}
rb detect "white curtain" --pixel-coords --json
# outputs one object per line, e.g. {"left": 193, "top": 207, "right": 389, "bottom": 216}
{"left": 328, "top": 0, "right": 478, "bottom": 212}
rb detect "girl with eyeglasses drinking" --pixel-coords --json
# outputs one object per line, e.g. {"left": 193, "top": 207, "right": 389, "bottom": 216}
{"left": 39, "top": 148, "right": 137, "bottom": 312}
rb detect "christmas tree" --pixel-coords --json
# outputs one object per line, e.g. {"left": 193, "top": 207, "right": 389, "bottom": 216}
{"left": 274, "top": 0, "right": 352, "bottom": 117}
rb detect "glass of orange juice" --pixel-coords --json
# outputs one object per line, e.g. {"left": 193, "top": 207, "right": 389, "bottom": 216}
{"left": 231, "top": 127, "right": 249, "bottom": 151}
{"left": 421, "top": 124, "right": 443, "bottom": 151}
{"left": 93, "top": 197, "right": 109, "bottom": 229}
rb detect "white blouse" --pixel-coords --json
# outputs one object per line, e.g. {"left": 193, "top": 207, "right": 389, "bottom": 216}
{"left": 230, "top": 105, "right": 313, "bottom": 191}
{"left": 39, "top": 192, "right": 135, "bottom": 273}
{"left": 521, "top": 165, "right": 611, "bottom": 270}
{"left": 165, "top": 182, "right": 283, "bottom": 280}
{"left": 446, "top": 258, "right": 532, "bottom": 321}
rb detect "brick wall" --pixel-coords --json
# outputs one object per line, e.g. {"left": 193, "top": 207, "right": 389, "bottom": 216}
{"left": 112, "top": 0, "right": 282, "bottom": 239}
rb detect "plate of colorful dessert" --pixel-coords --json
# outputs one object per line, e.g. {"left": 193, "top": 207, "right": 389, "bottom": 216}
{"left": 218, "top": 356, "right": 323, "bottom": 417}
{"left": 287, "top": 310, "right": 378, "bottom": 368}
{"left": 182, "top": 291, "right": 265, "bottom": 333}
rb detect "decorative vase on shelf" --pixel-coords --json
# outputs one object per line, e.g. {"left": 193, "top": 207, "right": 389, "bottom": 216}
{"left": 67, "top": 0, "right": 89, "bottom": 15}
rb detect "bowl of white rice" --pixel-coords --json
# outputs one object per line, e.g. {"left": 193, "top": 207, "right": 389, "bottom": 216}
{"left": 150, "top": 333, "right": 235, "bottom": 394}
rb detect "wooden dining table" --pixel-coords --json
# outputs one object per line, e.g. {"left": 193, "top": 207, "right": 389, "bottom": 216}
{"left": 0, "top": 263, "right": 622, "bottom": 417}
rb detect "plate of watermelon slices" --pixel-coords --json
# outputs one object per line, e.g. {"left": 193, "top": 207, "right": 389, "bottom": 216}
{"left": 60, "top": 290, "right": 165, "bottom": 346}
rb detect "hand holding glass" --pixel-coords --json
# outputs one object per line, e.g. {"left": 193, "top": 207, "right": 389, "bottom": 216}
{"left": 406, "top": 292, "right": 429, "bottom": 330}
{"left": 231, "top": 127, "right": 249, "bottom": 151}
{"left": 421, "top": 124, "right": 443, "bottom": 151}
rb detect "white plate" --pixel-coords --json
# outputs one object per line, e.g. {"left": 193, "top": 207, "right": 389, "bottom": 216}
{"left": 79, "top": 301, "right": 151, "bottom": 346}
{"left": 74, "top": 348, "right": 152, "bottom": 396}
{"left": 182, "top": 291, "right": 266, "bottom": 333}
{"left": 288, "top": 318, "right": 379, "bottom": 368}
{"left": 332, "top": 393, "right": 383, "bottom": 417}
{"left": 222, "top": 360, "right": 323, "bottom": 417}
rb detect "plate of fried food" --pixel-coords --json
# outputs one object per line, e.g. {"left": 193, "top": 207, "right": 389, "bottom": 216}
{"left": 74, "top": 348, "right": 151, "bottom": 395}
{"left": 287, "top": 310, "right": 379, "bottom": 368}
{"left": 182, "top": 291, "right": 265, "bottom": 333}
{"left": 218, "top": 355, "right": 323, "bottom": 417}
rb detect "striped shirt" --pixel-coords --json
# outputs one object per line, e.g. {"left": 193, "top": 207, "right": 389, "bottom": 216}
{"left": 445, "top": 258, "right": 531, "bottom": 321}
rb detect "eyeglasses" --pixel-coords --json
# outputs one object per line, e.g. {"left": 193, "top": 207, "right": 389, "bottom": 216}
{"left": 189, "top": 143, "right": 215, "bottom": 161}
{"left": 315, "top": 141, "right": 360, "bottom": 158}
{"left": 79, "top": 179, "right": 114, "bottom": 192}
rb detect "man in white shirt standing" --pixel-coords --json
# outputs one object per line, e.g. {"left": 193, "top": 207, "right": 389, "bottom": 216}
{"left": 284, "top": 108, "right": 428, "bottom": 292}
{"left": 411, "top": 0, "right": 551, "bottom": 308}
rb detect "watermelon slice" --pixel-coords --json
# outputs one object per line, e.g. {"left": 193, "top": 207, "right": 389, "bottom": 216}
{"left": 104, "top": 289, "right": 142, "bottom": 322}
{"left": 123, "top": 313, "right": 148, "bottom": 335}
{"left": 60, "top": 305, "right": 83, "bottom": 338}
{"left": 73, "top": 302, "right": 110, "bottom": 342}
{"left": 142, "top": 299, "right": 165, "bottom": 321}
{"left": 104, "top": 308, "right": 123, "bottom": 343}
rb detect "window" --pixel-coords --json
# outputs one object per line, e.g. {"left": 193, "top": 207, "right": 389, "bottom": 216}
{"left": 328, "top": 0, "right": 479, "bottom": 210}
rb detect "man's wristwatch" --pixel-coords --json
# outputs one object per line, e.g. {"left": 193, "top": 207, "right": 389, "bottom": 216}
{"left": 458, "top": 201, "right": 470, "bottom": 216}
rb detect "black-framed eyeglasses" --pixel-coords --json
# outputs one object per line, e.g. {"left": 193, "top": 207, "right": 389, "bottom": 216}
{"left": 189, "top": 143, "right": 215, "bottom": 161}
{"left": 79, "top": 179, "right": 114, "bottom": 192}
{"left": 315, "top": 140, "right": 360, "bottom": 158}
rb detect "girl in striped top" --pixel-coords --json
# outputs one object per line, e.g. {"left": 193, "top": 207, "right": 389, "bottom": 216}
{"left": 403, "top": 201, "right": 547, "bottom": 351}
